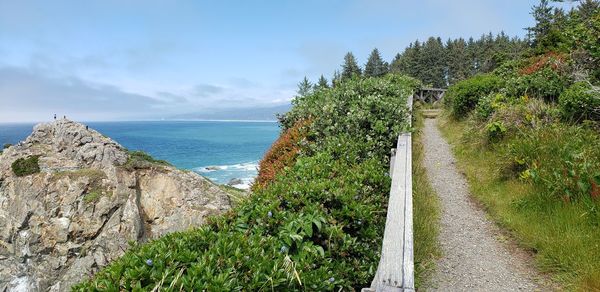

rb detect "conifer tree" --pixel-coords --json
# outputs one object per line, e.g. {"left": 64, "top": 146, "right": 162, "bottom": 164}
{"left": 341, "top": 52, "right": 362, "bottom": 80}
{"left": 315, "top": 75, "right": 329, "bottom": 89}
{"left": 390, "top": 53, "right": 403, "bottom": 73}
{"left": 528, "top": 0, "right": 554, "bottom": 51}
{"left": 364, "top": 48, "right": 389, "bottom": 77}
{"left": 421, "top": 37, "right": 446, "bottom": 87}
{"left": 297, "top": 76, "right": 313, "bottom": 97}
{"left": 332, "top": 70, "right": 341, "bottom": 87}
{"left": 446, "top": 38, "right": 471, "bottom": 84}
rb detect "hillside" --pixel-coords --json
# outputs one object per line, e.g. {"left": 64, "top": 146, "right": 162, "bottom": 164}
{"left": 74, "top": 75, "right": 422, "bottom": 290}
{"left": 0, "top": 119, "right": 231, "bottom": 291}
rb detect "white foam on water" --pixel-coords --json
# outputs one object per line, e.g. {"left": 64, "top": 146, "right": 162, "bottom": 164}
{"left": 194, "top": 161, "right": 259, "bottom": 189}
{"left": 195, "top": 161, "right": 258, "bottom": 173}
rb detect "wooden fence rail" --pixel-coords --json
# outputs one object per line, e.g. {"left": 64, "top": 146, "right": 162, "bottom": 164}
{"left": 364, "top": 92, "right": 415, "bottom": 292}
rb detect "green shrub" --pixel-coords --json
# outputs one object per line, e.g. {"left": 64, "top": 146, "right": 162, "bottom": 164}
{"left": 75, "top": 75, "right": 420, "bottom": 290}
{"left": 485, "top": 121, "right": 507, "bottom": 143}
{"left": 11, "top": 155, "right": 41, "bottom": 177}
{"left": 3, "top": 143, "right": 11, "bottom": 149}
{"left": 510, "top": 67, "right": 569, "bottom": 101}
{"left": 475, "top": 93, "right": 511, "bottom": 120}
{"left": 446, "top": 74, "right": 503, "bottom": 117}
{"left": 559, "top": 82, "right": 600, "bottom": 122}
{"left": 123, "top": 150, "right": 171, "bottom": 170}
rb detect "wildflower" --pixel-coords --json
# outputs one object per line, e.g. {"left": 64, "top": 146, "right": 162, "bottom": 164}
{"left": 280, "top": 246, "right": 288, "bottom": 253}
{"left": 329, "top": 277, "right": 335, "bottom": 283}
{"left": 267, "top": 211, "right": 273, "bottom": 218}
{"left": 145, "top": 259, "right": 153, "bottom": 266}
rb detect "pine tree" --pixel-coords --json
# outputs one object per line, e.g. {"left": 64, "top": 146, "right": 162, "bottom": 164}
{"left": 420, "top": 37, "right": 446, "bottom": 87}
{"left": 297, "top": 76, "right": 313, "bottom": 97}
{"left": 528, "top": 0, "right": 554, "bottom": 51}
{"left": 446, "top": 38, "right": 471, "bottom": 85}
{"left": 315, "top": 75, "right": 329, "bottom": 90}
{"left": 341, "top": 52, "right": 362, "bottom": 80}
{"left": 332, "top": 70, "right": 341, "bottom": 87}
{"left": 390, "top": 53, "right": 403, "bottom": 73}
{"left": 364, "top": 48, "right": 389, "bottom": 77}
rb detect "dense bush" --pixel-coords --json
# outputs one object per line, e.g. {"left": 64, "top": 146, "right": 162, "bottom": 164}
{"left": 445, "top": 74, "right": 503, "bottom": 117}
{"left": 475, "top": 93, "right": 510, "bottom": 120}
{"left": 509, "top": 67, "right": 569, "bottom": 101}
{"left": 253, "top": 119, "right": 310, "bottom": 191}
{"left": 11, "top": 155, "right": 41, "bottom": 177}
{"left": 559, "top": 81, "right": 600, "bottom": 122}
{"left": 75, "top": 74, "right": 420, "bottom": 290}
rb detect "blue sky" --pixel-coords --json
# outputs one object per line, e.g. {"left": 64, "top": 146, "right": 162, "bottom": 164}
{"left": 0, "top": 0, "right": 576, "bottom": 122}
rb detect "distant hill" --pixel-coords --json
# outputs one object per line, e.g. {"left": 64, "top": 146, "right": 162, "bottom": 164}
{"left": 171, "top": 104, "right": 291, "bottom": 121}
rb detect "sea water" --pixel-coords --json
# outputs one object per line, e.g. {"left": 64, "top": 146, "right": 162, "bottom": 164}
{"left": 0, "top": 121, "right": 280, "bottom": 189}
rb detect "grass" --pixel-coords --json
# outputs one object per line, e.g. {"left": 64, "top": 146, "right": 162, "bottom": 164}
{"left": 218, "top": 184, "right": 248, "bottom": 207}
{"left": 438, "top": 112, "right": 600, "bottom": 291}
{"left": 123, "top": 150, "right": 171, "bottom": 170}
{"left": 412, "top": 112, "right": 441, "bottom": 287}
{"left": 83, "top": 189, "right": 104, "bottom": 203}
{"left": 52, "top": 168, "right": 110, "bottom": 204}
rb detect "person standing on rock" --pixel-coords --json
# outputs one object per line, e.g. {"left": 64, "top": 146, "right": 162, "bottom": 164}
{"left": 54, "top": 114, "right": 57, "bottom": 120}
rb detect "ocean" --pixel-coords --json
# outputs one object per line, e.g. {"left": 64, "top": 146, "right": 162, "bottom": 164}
{"left": 0, "top": 121, "right": 280, "bottom": 189}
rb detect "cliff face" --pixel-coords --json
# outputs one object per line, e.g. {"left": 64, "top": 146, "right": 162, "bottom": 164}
{"left": 0, "top": 120, "right": 231, "bottom": 291}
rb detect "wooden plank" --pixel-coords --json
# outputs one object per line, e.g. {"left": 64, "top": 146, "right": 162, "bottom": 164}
{"left": 402, "top": 133, "right": 414, "bottom": 291}
{"left": 420, "top": 87, "right": 447, "bottom": 92}
{"left": 389, "top": 148, "right": 396, "bottom": 177}
{"left": 370, "top": 133, "right": 413, "bottom": 291}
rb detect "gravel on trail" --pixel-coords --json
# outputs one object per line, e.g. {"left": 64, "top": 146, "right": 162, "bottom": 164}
{"left": 422, "top": 118, "right": 547, "bottom": 291}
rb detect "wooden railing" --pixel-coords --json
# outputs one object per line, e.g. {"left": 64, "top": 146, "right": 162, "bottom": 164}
{"left": 414, "top": 87, "right": 446, "bottom": 103}
{"left": 364, "top": 93, "right": 415, "bottom": 292}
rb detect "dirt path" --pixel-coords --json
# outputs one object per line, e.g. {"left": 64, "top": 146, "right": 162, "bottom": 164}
{"left": 422, "top": 118, "right": 545, "bottom": 291}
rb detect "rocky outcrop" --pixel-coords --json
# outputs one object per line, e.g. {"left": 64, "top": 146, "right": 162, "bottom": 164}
{"left": 0, "top": 119, "right": 231, "bottom": 291}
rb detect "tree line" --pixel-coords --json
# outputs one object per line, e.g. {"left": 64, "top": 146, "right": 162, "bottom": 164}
{"left": 298, "top": 0, "right": 599, "bottom": 94}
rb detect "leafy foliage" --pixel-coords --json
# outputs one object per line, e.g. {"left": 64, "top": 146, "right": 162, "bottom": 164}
{"left": 11, "top": 155, "right": 41, "bottom": 177}
{"left": 75, "top": 74, "right": 420, "bottom": 291}
{"left": 559, "top": 81, "right": 600, "bottom": 122}
{"left": 253, "top": 119, "right": 310, "bottom": 191}
{"left": 445, "top": 74, "right": 503, "bottom": 117}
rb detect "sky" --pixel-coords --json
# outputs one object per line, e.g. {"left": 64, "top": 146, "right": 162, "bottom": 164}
{"left": 0, "top": 0, "right": 577, "bottom": 122}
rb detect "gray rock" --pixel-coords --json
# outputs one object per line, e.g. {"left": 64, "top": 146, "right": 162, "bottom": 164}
{"left": 227, "top": 178, "right": 244, "bottom": 186}
{"left": 0, "top": 119, "right": 231, "bottom": 291}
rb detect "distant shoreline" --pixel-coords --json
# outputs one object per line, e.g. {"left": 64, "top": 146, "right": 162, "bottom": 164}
{"left": 0, "top": 119, "right": 279, "bottom": 125}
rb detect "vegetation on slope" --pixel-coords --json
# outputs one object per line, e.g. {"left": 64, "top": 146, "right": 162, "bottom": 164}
{"left": 75, "top": 74, "right": 421, "bottom": 291}
{"left": 122, "top": 150, "right": 172, "bottom": 170}
{"left": 438, "top": 1, "right": 600, "bottom": 289}
{"left": 11, "top": 155, "right": 41, "bottom": 177}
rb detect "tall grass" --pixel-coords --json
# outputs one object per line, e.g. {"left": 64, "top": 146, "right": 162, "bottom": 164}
{"left": 438, "top": 113, "right": 600, "bottom": 291}
{"left": 412, "top": 112, "right": 441, "bottom": 287}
